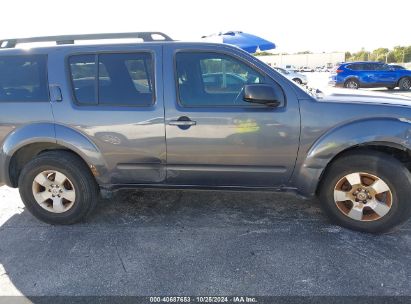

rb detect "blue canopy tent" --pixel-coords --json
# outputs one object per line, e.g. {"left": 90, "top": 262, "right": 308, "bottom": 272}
{"left": 202, "top": 31, "right": 276, "bottom": 53}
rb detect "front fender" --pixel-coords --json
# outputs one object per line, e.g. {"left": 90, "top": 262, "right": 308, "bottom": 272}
{"left": 293, "top": 118, "right": 411, "bottom": 197}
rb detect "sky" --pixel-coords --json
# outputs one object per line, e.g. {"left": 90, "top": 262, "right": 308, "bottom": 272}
{"left": 1, "top": 0, "right": 410, "bottom": 54}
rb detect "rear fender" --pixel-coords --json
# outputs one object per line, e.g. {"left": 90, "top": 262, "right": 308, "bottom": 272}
{"left": 54, "top": 124, "right": 108, "bottom": 184}
{"left": 0, "top": 123, "right": 56, "bottom": 186}
{"left": 0, "top": 123, "right": 108, "bottom": 186}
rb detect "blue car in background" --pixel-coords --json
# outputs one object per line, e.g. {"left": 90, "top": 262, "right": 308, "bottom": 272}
{"left": 329, "top": 62, "right": 411, "bottom": 90}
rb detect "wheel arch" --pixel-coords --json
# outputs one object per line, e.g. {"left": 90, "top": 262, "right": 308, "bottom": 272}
{"left": 397, "top": 76, "right": 411, "bottom": 86}
{"left": 1, "top": 123, "right": 107, "bottom": 187}
{"left": 315, "top": 143, "right": 411, "bottom": 195}
{"left": 292, "top": 118, "right": 411, "bottom": 197}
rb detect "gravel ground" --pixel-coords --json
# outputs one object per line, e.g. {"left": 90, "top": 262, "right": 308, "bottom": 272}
{"left": 0, "top": 185, "right": 410, "bottom": 297}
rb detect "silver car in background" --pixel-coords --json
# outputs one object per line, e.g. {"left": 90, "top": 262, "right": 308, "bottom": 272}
{"left": 272, "top": 67, "right": 307, "bottom": 85}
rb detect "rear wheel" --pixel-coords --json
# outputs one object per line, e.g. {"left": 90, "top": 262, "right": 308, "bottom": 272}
{"left": 18, "top": 151, "right": 99, "bottom": 224}
{"left": 318, "top": 151, "right": 411, "bottom": 233}
{"left": 344, "top": 79, "right": 360, "bottom": 89}
{"left": 398, "top": 77, "right": 411, "bottom": 91}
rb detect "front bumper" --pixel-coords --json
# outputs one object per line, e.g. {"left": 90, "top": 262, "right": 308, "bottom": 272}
{"left": 328, "top": 79, "right": 344, "bottom": 88}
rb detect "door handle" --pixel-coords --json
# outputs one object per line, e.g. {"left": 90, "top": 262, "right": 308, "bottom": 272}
{"left": 168, "top": 116, "right": 197, "bottom": 129}
{"left": 169, "top": 120, "right": 196, "bottom": 126}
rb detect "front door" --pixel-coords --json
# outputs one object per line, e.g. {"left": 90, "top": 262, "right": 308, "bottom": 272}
{"left": 163, "top": 45, "right": 300, "bottom": 187}
{"left": 374, "top": 64, "right": 397, "bottom": 86}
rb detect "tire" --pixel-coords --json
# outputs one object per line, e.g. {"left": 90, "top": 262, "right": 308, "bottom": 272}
{"left": 398, "top": 77, "right": 411, "bottom": 91}
{"left": 293, "top": 78, "right": 302, "bottom": 85}
{"left": 18, "top": 151, "right": 99, "bottom": 225}
{"left": 318, "top": 151, "right": 411, "bottom": 233}
{"left": 344, "top": 79, "right": 360, "bottom": 89}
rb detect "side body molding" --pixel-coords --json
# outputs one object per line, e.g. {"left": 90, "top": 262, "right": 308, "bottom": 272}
{"left": 292, "top": 118, "right": 411, "bottom": 197}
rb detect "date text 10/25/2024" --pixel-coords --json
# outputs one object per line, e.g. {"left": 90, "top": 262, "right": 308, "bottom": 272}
{"left": 149, "top": 296, "right": 257, "bottom": 303}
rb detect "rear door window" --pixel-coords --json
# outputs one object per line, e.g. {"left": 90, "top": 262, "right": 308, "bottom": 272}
{"left": 99, "top": 53, "right": 154, "bottom": 106}
{"left": 69, "top": 55, "right": 97, "bottom": 105}
{"left": 363, "top": 63, "right": 375, "bottom": 70}
{"left": 69, "top": 52, "right": 154, "bottom": 106}
{"left": 0, "top": 55, "right": 48, "bottom": 102}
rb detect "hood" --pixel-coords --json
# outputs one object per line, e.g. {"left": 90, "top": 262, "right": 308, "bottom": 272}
{"left": 317, "top": 88, "right": 411, "bottom": 107}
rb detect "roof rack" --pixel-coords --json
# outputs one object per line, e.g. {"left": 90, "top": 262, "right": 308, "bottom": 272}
{"left": 0, "top": 32, "right": 173, "bottom": 49}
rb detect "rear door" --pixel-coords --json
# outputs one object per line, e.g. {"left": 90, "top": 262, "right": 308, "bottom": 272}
{"left": 49, "top": 45, "right": 166, "bottom": 185}
{"left": 163, "top": 44, "right": 300, "bottom": 187}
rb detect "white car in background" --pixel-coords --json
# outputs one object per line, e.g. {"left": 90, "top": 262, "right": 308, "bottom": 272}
{"left": 283, "top": 64, "right": 298, "bottom": 72}
{"left": 272, "top": 67, "right": 307, "bottom": 85}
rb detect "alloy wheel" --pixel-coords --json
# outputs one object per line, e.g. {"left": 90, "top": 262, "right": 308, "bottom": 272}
{"left": 345, "top": 80, "right": 358, "bottom": 89}
{"left": 333, "top": 172, "right": 392, "bottom": 221}
{"left": 32, "top": 170, "right": 76, "bottom": 213}
{"left": 401, "top": 78, "right": 411, "bottom": 90}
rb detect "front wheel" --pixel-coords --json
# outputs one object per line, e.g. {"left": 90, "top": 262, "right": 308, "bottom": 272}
{"left": 399, "top": 77, "right": 411, "bottom": 91}
{"left": 19, "top": 151, "right": 99, "bottom": 224}
{"left": 318, "top": 151, "right": 411, "bottom": 233}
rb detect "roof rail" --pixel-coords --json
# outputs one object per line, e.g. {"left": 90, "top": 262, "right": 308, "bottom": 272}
{"left": 0, "top": 32, "right": 173, "bottom": 49}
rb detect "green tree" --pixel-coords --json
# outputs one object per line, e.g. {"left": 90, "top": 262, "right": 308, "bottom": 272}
{"left": 254, "top": 51, "right": 273, "bottom": 56}
{"left": 392, "top": 46, "right": 411, "bottom": 63}
{"left": 370, "top": 48, "right": 389, "bottom": 62}
{"left": 348, "top": 48, "right": 370, "bottom": 62}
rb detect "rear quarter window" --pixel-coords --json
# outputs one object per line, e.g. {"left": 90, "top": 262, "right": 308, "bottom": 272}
{"left": 0, "top": 55, "right": 49, "bottom": 102}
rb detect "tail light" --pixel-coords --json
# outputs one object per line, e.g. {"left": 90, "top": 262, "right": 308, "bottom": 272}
{"left": 336, "top": 69, "right": 343, "bottom": 73}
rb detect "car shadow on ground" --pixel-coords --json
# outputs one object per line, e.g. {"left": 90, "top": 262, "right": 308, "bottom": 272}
{"left": 0, "top": 188, "right": 410, "bottom": 298}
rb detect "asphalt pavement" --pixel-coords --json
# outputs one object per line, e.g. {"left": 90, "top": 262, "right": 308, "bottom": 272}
{"left": 0, "top": 185, "right": 410, "bottom": 298}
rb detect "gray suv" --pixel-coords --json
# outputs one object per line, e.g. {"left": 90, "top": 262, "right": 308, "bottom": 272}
{"left": 1, "top": 32, "right": 411, "bottom": 233}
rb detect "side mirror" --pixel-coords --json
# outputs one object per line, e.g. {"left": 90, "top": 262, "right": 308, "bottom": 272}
{"left": 243, "top": 84, "right": 281, "bottom": 107}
